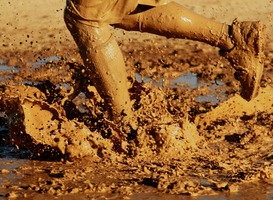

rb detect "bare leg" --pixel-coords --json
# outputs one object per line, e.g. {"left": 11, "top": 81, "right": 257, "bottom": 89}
{"left": 116, "top": 2, "right": 234, "bottom": 50}
{"left": 64, "top": 12, "right": 133, "bottom": 121}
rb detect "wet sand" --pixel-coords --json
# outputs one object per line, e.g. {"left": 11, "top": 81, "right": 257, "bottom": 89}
{"left": 1, "top": 0, "right": 273, "bottom": 199}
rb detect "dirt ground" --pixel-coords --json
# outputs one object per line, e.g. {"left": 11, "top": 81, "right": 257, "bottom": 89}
{"left": 1, "top": 0, "right": 273, "bottom": 199}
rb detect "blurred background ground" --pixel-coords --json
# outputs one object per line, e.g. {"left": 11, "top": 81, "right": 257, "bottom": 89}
{"left": 0, "top": 0, "right": 273, "bottom": 51}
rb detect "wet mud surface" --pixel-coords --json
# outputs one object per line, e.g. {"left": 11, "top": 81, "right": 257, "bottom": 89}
{"left": 1, "top": 37, "right": 273, "bottom": 199}
{"left": 1, "top": 0, "right": 273, "bottom": 199}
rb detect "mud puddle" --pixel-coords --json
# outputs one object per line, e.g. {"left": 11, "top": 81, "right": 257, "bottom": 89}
{"left": 0, "top": 157, "right": 273, "bottom": 199}
{"left": 0, "top": 39, "right": 273, "bottom": 199}
{"left": 0, "top": 56, "right": 227, "bottom": 105}
{"left": 135, "top": 72, "right": 227, "bottom": 104}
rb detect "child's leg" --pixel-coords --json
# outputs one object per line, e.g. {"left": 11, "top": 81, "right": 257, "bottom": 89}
{"left": 64, "top": 13, "right": 133, "bottom": 121}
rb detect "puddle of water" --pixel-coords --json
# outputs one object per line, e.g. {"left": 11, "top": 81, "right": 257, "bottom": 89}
{"left": 0, "top": 56, "right": 62, "bottom": 85}
{"left": 32, "top": 55, "right": 60, "bottom": 69}
{"left": 0, "top": 65, "right": 20, "bottom": 74}
{"left": 0, "top": 56, "right": 60, "bottom": 74}
{"left": 1, "top": 57, "right": 226, "bottom": 105}
{"left": 135, "top": 72, "right": 203, "bottom": 89}
{"left": 135, "top": 72, "right": 227, "bottom": 104}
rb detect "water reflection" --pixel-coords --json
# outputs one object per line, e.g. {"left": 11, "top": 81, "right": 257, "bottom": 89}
{"left": 135, "top": 72, "right": 227, "bottom": 104}
{"left": 0, "top": 57, "right": 227, "bottom": 105}
{"left": 32, "top": 56, "right": 59, "bottom": 69}
{"left": 0, "top": 56, "right": 60, "bottom": 74}
{"left": 135, "top": 72, "right": 202, "bottom": 89}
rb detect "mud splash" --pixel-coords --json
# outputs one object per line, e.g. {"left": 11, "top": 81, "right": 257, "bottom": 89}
{"left": 0, "top": 53, "right": 228, "bottom": 161}
{"left": 0, "top": 79, "right": 200, "bottom": 160}
{"left": 0, "top": 45, "right": 273, "bottom": 198}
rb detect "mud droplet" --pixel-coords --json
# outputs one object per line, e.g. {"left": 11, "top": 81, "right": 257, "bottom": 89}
{"left": 0, "top": 169, "right": 10, "bottom": 174}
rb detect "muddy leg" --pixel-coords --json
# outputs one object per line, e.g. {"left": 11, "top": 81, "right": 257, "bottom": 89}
{"left": 116, "top": 2, "right": 234, "bottom": 50}
{"left": 64, "top": 13, "right": 133, "bottom": 122}
{"left": 116, "top": 2, "right": 265, "bottom": 100}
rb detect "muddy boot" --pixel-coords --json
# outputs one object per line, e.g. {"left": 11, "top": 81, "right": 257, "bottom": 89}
{"left": 220, "top": 19, "right": 265, "bottom": 101}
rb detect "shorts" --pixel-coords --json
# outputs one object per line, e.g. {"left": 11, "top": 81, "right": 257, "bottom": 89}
{"left": 66, "top": 0, "right": 138, "bottom": 27}
{"left": 65, "top": 0, "right": 170, "bottom": 27}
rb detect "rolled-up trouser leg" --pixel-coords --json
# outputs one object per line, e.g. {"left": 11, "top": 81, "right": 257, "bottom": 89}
{"left": 64, "top": 11, "right": 133, "bottom": 121}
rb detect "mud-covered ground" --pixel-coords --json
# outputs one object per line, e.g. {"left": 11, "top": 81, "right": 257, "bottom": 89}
{"left": 1, "top": 0, "right": 273, "bottom": 199}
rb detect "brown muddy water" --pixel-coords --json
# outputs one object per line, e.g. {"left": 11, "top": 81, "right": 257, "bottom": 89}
{"left": 0, "top": 39, "right": 273, "bottom": 199}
